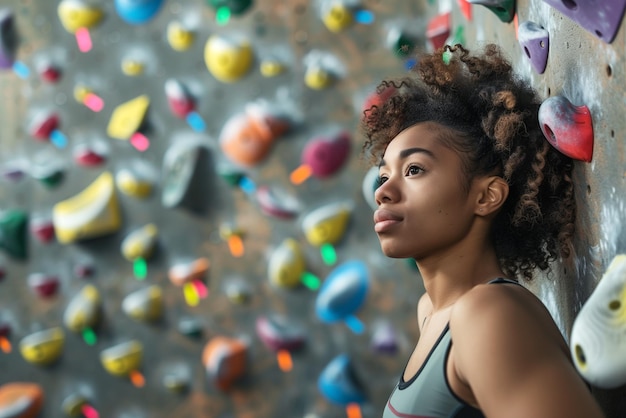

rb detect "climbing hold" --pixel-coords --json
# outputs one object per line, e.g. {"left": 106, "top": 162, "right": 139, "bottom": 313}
{"left": 361, "top": 167, "right": 379, "bottom": 210}
{"left": 31, "top": 164, "right": 65, "bottom": 189}
{"left": 29, "top": 112, "right": 60, "bottom": 142}
{"left": 467, "top": 0, "right": 515, "bottom": 23}
{"left": 0, "top": 9, "right": 17, "bottom": 70}
{"left": 165, "top": 79, "right": 195, "bottom": 118}
{"left": 64, "top": 284, "right": 102, "bottom": 332}
{"left": 371, "top": 321, "right": 399, "bottom": 354}
{"left": 177, "top": 316, "right": 204, "bottom": 338}
{"left": 115, "top": 167, "right": 153, "bottom": 199}
{"left": 426, "top": 12, "right": 451, "bottom": 50}
{"left": 30, "top": 217, "right": 55, "bottom": 244}
{"left": 62, "top": 393, "right": 90, "bottom": 417}
{"left": 259, "top": 58, "right": 285, "bottom": 77}
{"left": 167, "top": 21, "right": 194, "bottom": 51}
{"left": 321, "top": 1, "right": 354, "bottom": 33}
{"left": 256, "top": 315, "right": 306, "bottom": 352}
{"left": 224, "top": 278, "right": 252, "bottom": 304}
{"left": 202, "top": 336, "right": 248, "bottom": 391}
{"left": 458, "top": 0, "right": 473, "bottom": 20}
{"left": 73, "top": 143, "right": 107, "bottom": 167}
{"left": 204, "top": 34, "right": 253, "bottom": 83}
{"left": 169, "top": 258, "right": 210, "bottom": 286}
{"left": 316, "top": 260, "right": 369, "bottom": 323}
{"left": 538, "top": 95, "right": 594, "bottom": 162}
{"left": 299, "top": 131, "right": 351, "bottom": 180}
{"left": 0, "top": 209, "right": 28, "bottom": 259}
{"left": 220, "top": 101, "right": 290, "bottom": 167}
{"left": 542, "top": 0, "right": 626, "bottom": 43}
{"left": 52, "top": 171, "right": 122, "bottom": 244}
{"left": 121, "top": 224, "right": 159, "bottom": 261}
{"left": 38, "top": 62, "right": 62, "bottom": 83}
{"left": 304, "top": 65, "right": 333, "bottom": 90}
{"left": 570, "top": 254, "right": 626, "bottom": 388}
{"left": 207, "top": 0, "right": 254, "bottom": 16}
{"left": 107, "top": 95, "right": 150, "bottom": 140}
{"left": 361, "top": 84, "right": 396, "bottom": 119}
{"left": 518, "top": 21, "right": 549, "bottom": 74}
{"left": 19, "top": 327, "right": 65, "bottom": 366}
{"left": 0, "top": 382, "right": 43, "bottom": 418}
{"left": 1, "top": 165, "right": 26, "bottom": 183}
{"left": 73, "top": 262, "right": 95, "bottom": 279}
{"left": 302, "top": 202, "right": 352, "bottom": 247}
{"left": 121, "top": 58, "right": 144, "bottom": 76}
{"left": 27, "top": 273, "right": 60, "bottom": 298}
{"left": 114, "top": 0, "right": 165, "bottom": 25}
{"left": 163, "top": 373, "right": 190, "bottom": 393}
{"left": 57, "top": 0, "right": 104, "bottom": 33}
{"left": 255, "top": 185, "right": 300, "bottom": 220}
{"left": 386, "top": 27, "right": 417, "bottom": 58}
{"left": 268, "top": 238, "right": 306, "bottom": 288}
{"left": 122, "top": 285, "right": 163, "bottom": 322}
{"left": 318, "top": 354, "right": 366, "bottom": 405}
{"left": 100, "top": 340, "right": 143, "bottom": 376}
{"left": 161, "top": 141, "right": 211, "bottom": 210}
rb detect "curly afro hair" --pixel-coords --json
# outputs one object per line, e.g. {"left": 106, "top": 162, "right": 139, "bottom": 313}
{"left": 362, "top": 44, "right": 576, "bottom": 281}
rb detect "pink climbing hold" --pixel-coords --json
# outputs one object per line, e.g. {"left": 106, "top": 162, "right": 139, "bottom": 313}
{"left": 518, "top": 21, "right": 549, "bottom": 74}
{"left": 538, "top": 95, "right": 594, "bottom": 162}
{"left": 30, "top": 112, "right": 59, "bottom": 141}
{"left": 426, "top": 12, "right": 451, "bottom": 51}
{"left": 302, "top": 131, "right": 351, "bottom": 179}
{"left": 165, "top": 79, "right": 195, "bottom": 118}
{"left": 30, "top": 218, "right": 55, "bottom": 244}
{"left": 27, "top": 273, "right": 60, "bottom": 298}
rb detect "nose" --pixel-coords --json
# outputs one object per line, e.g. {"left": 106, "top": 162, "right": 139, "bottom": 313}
{"left": 374, "top": 176, "right": 397, "bottom": 206}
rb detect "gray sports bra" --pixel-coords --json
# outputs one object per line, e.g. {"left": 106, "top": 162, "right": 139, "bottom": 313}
{"left": 382, "top": 278, "right": 520, "bottom": 418}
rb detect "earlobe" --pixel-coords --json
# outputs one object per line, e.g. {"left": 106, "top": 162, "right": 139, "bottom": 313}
{"left": 476, "top": 177, "right": 509, "bottom": 216}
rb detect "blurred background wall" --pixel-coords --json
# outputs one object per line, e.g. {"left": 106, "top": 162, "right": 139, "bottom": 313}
{"left": 0, "top": 0, "right": 624, "bottom": 417}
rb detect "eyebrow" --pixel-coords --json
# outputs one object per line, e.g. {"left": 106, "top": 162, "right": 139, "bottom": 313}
{"left": 379, "top": 147, "right": 436, "bottom": 167}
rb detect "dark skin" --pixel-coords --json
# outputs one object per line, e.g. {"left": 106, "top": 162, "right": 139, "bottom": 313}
{"left": 374, "top": 122, "right": 604, "bottom": 418}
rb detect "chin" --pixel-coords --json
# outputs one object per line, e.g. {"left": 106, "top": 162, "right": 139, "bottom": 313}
{"left": 379, "top": 242, "right": 411, "bottom": 259}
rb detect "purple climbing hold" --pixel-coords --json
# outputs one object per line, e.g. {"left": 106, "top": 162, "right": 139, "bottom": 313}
{"left": 0, "top": 9, "right": 17, "bottom": 69}
{"left": 542, "top": 0, "right": 626, "bottom": 43}
{"left": 518, "top": 21, "right": 549, "bottom": 74}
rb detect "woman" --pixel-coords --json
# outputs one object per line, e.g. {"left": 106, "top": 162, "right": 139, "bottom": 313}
{"left": 363, "top": 44, "right": 604, "bottom": 418}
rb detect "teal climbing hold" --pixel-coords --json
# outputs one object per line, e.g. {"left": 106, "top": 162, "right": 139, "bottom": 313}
{"left": 467, "top": 0, "right": 515, "bottom": 23}
{"left": 0, "top": 209, "right": 28, "bottom": 259}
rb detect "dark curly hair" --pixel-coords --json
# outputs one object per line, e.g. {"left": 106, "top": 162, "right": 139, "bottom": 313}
{"left": 362, "top": 44, "right": 576, "bottom": 281}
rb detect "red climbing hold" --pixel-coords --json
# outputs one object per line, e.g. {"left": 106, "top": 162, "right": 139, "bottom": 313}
{"left": 426, "top": 12, "right": 451, "bottom": 50}
{"left": 538, "top": 96, "right": 594, "bottom": 162}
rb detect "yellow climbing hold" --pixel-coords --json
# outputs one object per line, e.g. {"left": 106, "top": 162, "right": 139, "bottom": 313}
{"left": 304, "top": 65, "right": 333, "bottom": 90}
{"left": 121, "top": 224, "right": 159, "bottom": 261}
{"left": 167, "top": 21, "right": 194, "bottom": 51}
{"left": 107, "top": 95, "right": 150, "bottom": 140}
{"left": 259, "top": 59, "right": 285, "bottom": 77}
{"left": 115, "top": 169, "right": 153, "bottom": 198}
{"left": 121, "top": 59, "right": 144, "bottom": 76}
{"left": 64, "top": 284, "right": 102, "bottom": 332}
{"left": 268, "top": 238, "right": 306, "bottom": 288}
{"left": 52, "top": 171, "right": 122, "bottom": 244}
{"left": 100, "top": 340, "right": 143, "bottom": 377}
{"left": 204, "top": 35, "right": 253, "bottom": 83}
{"left": 302, "top": 202, "right": 351, "bottom": 246}
{"left": 57, "top": 0, "right": 104, "bottom": 34}
{"left": 19, "top": 327, "right": 65, "bottom": 366}
{"left": 322, "top": 3, "right": 353, "bottom": 33}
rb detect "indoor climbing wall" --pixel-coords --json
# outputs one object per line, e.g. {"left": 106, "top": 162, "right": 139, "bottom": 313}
{"left": 0, "top": 0, "right": 625, "bottom": 417}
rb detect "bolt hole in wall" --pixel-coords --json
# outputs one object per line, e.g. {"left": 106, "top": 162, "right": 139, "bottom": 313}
{"left": 606, "top": 64, "right": 612, "bottom": 77}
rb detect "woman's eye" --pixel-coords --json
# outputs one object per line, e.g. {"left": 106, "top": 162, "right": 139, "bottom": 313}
{"left": 407, "top": 165, "right": 423, "bottom": 175}
{"left": 375, "top": 176, "right": 387, "bottom": 188}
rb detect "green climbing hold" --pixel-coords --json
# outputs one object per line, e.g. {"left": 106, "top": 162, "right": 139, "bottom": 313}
{"left": 32, "top": 167, "right": 64, "bottom": 188}
{"left": 468, "top": 0, "right": 516, "bottom": 23}
{"left": 0, "top": 209, "right": 28, "bottom": 259}
{"left": 207, "top": 0, "right": 253, "bottom": 16}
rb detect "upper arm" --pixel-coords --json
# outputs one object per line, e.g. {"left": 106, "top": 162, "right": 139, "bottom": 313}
{"left": 450, "top": 285, "right": 604, "bottom": 418}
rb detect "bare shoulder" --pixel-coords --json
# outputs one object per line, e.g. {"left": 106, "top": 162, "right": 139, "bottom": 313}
{"left": 448, "top": 281, "right": 604, "bottom": 418}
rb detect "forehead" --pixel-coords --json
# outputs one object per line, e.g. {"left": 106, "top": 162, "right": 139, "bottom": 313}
{"left": 381, "top": 122, "right": 449, "bottom": 160}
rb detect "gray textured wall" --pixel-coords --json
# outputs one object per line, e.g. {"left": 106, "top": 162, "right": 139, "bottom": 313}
{"left": 0, "top": 0, "right": 624, "bottom": 417}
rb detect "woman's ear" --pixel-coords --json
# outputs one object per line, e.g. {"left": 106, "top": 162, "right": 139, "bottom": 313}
{"left": 475, "top": 176, "right": 509, "bottom": 216}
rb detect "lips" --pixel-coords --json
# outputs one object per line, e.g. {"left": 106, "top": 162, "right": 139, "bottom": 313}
{"left": 373, "top": 209, "right": 402, "bottom": 233}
